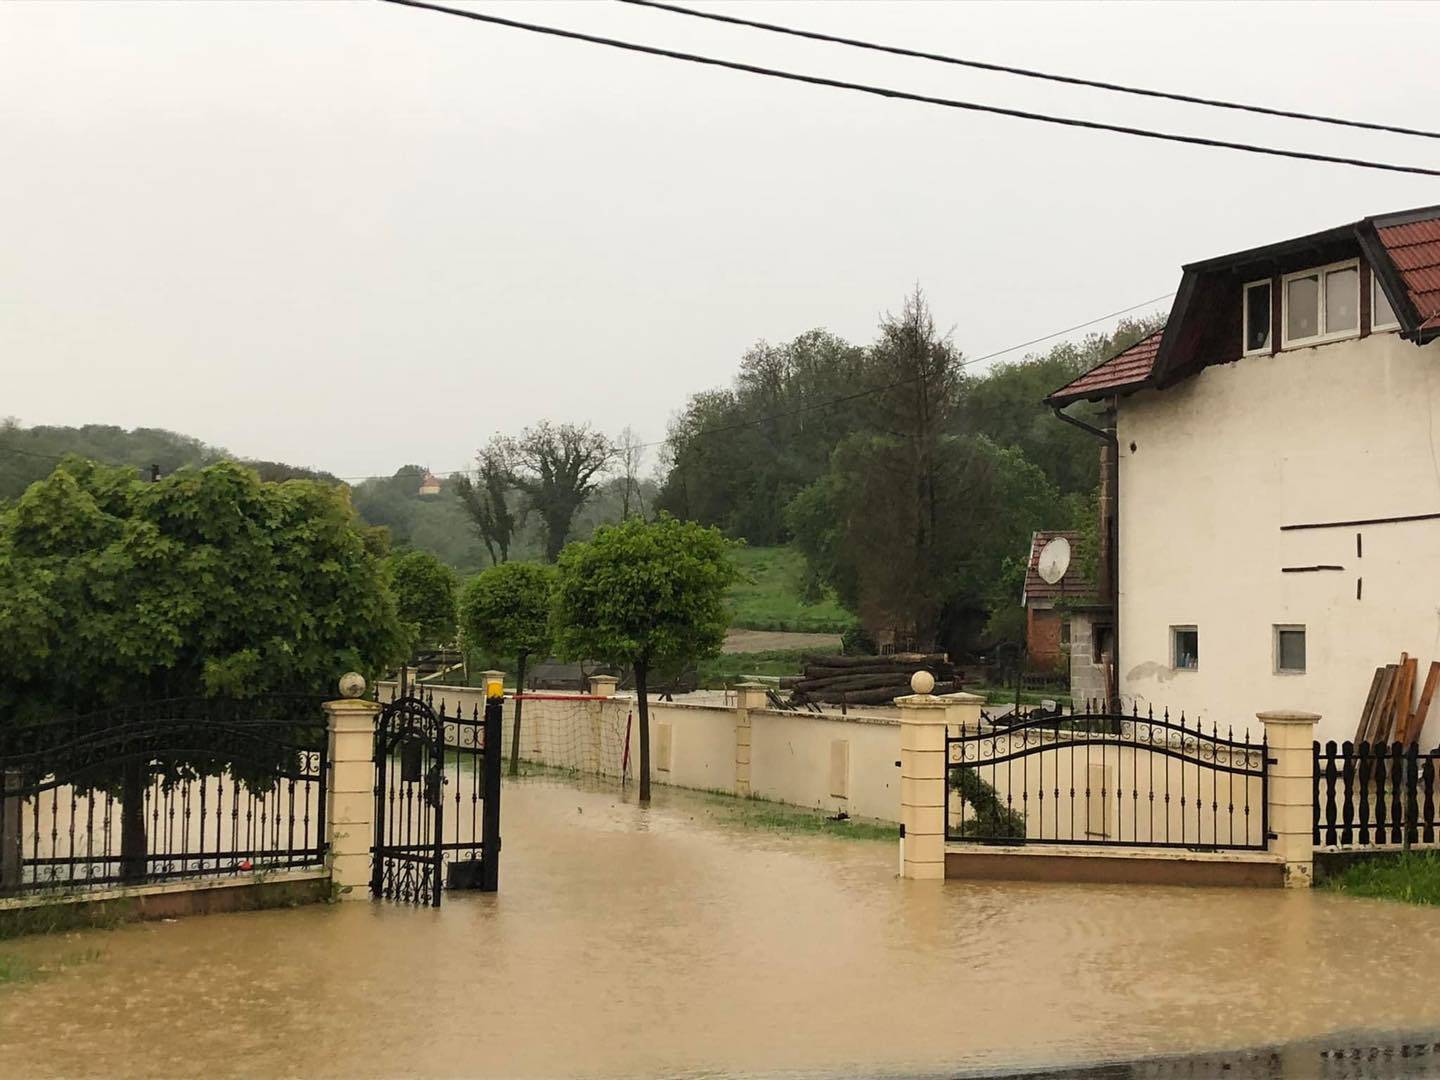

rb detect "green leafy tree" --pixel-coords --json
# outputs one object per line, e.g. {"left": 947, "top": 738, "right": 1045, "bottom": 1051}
{"left": 459, "top": 562, "right": 555, "bottom": 775}
{"left": 387, "top": 549, "right": 457, "bottom": 653}
{"left": 0, "top": 458, "right": 408, "bottom": 879}
{"left": 658, "top": 330, "right": 867, "bottom": 543}
{"left": 957, "top": 314, "right": 1165, "bottom": 497}
{"left": 790, "top": 433, "right": 1053, "bottom": 657}
{"left": 454, "top": 443, "right": 519, "bottom": 566}
{"left": 503, "top": 422, "right": 614, "bottom": 562}
{"left": 550, "top": 515, "right": 738, "bottom": 802}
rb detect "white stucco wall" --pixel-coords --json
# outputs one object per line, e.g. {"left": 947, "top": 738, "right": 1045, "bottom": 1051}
{"left": 1117, "top": 330, "right": 1440, "bottom": 745}
{"left": 749, "top": 710, "right": 899, "bottom": 822}
{"left": 377, "top": 682, "right": 902, "bottom": 822}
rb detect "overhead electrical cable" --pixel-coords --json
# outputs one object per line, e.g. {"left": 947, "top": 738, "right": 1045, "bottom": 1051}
{"left": 617, "top": 0, "right": 1440, "bottom": 141}
{"left": 377, "top": 0, "right": 1440, "bottom": 177}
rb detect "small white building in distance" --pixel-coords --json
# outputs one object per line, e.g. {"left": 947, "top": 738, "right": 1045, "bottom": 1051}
{"left": 1047, "top": 204, "right": 1440, "bottom": 747}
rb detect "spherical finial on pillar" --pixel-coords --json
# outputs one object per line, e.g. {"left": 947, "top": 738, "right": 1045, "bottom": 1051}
{"left": 338, "top": 672, "right": 366, "bottom": 699}
{"left": 910, "top": 670, "right": 935, "bottom": 695}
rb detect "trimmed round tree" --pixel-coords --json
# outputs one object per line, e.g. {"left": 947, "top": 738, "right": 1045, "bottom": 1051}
{"left": 459, "top": 561, "right": 554, "bottom": 776}
{"left": 0, "top": 458, "right": 409, "bottom": 878}
{"left": 551, "top": 515, "right": 737, "bottom": 802}
{"left": 387, "top": 549, "right": 458, "bottom": 654}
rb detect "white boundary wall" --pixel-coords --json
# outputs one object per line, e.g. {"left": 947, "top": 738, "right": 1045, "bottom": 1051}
{"left": 381, "top": 683, "right": 901, "bottom": 823}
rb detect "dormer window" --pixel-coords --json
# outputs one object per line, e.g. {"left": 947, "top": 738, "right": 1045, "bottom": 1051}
{"left": 1373, "top": 274, "right": 1400, "bottom": 332}
{"left": 1243, "top": 279, "right": 1272, "bottom": 355}
{"left": 1282, "top": 260, "right": 1359, "bottom": 348}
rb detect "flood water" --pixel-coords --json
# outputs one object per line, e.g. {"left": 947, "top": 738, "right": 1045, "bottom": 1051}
{"left": 4, "top": 777, "right": 1440, "bottom": 1078}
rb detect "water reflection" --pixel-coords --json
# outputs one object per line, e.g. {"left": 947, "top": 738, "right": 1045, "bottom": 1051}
{"left": 3, "top": 777, "right": 1440, "bottom": 1078}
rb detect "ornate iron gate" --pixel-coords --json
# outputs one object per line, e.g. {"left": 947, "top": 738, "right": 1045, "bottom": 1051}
{"left": 946, "top": 706, "right": 1269, "bottom": 850}
{"left": 372, "top": 689, "right": 502, "bottom": 906}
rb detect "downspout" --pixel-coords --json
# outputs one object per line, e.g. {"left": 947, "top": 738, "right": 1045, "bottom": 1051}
{"left": 1052, "top": 403, "right": 1121, "bottom": 711}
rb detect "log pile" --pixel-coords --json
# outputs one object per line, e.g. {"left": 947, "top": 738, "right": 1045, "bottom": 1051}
{"left": 1355, "top": 652, "right": 1440, "bottom": 747}
{"left": 788, "top": 653, "right": 958, "bottom": 706}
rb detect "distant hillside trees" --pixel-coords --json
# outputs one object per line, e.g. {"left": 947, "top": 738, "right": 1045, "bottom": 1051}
{"left": 655, "top": 292, "right": 1164, "bottom": 657}
{"left": 657, "top": 329, "right": 867, "bottom": 544}
{"left": 502, "top": 422, "right": 614, "bottom": 562}
{"left": 0, "top": 420, "right": 338, "bottom": 502}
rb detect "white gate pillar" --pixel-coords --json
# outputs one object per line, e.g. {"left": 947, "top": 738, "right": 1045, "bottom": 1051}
{"left": 1258, "top": 710, "right": 1321, "bottom": 889}
{"left": 896, "top": 679, "right": 950, "bottom": 881}
{"left": 323, "top": 674, "right": 382, "bottom": 900}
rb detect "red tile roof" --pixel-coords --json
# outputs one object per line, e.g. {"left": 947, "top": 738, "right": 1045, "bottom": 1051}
{"left": 1046, "top": 328, "right": 1165, "bottom": 405}
{"left": 1376, "top": 215, "right": 1440, "bottom": 332}
{"left": 1023, "top": 530, "right": 1098, "bottom": 605}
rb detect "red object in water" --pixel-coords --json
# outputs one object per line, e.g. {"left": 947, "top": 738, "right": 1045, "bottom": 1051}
{"left": 239, "top": 860, "right": 253, "bottom": 871}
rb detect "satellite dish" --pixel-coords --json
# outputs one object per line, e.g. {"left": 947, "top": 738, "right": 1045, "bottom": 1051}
{"left": 1037, "top": 537, "right": 1071, "bottom": 585}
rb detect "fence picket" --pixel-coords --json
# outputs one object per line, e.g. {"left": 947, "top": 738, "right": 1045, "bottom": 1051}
{"left": 1340, "top": 741, "right": 1355, "bottom": 845}
{"left": 1322, "top": 740, "right": 1339, "bottom": 847}
{"left": 1390, "top": 743, "right": 1405, "bottom": 844}
{"left": 1373, "top": 745, "right": 1388, "bottom": 842}
{"left": 1425, "top": 757, "right": 1436, "bottom": 845}
{"left": 1406, "top": 744, "right": 1421, "bottom": 846}
{"left": 1358, "top": 742, "right": 1373, "bottom": 845}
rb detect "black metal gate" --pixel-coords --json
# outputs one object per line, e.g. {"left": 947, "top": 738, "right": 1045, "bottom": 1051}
{"left": 371, "top": 690, "right": 502, "bottom": 906}
{"left": 946, "top": 705, "right": 1269, "bottom": 850}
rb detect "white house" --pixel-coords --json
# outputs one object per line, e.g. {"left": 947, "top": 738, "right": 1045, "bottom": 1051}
{"left": 1047, "top": 205, "right": 1440, "bottom": 746}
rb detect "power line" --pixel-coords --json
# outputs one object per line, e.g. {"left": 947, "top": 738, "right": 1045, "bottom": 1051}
{"left": 377, "top": 0, "right": 1440, "bottom": 178}
{"left": 618, "top": 0, "right": 1440, "bottom": 142}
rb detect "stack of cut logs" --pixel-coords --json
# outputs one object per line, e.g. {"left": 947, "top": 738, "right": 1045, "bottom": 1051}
{"left": 1355, "top": 652, "right": 1440, "bottom": 747}
{"left": 785, "top": 654, "right": 957, "bottom": 706}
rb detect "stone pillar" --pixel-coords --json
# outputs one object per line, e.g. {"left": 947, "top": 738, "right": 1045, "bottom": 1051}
{"left": 323, "top": 674, "right": 382, "bottom": 901}
{"left": 734, "top": 682, "right": 768, "bottom": 799}
{"left": 1258, "top": 710, "right": 1321, "bottom": 889}
{"left": 588, "top": 675, "right": 618, "bottom": 698}
{"left": 480, "top": 670, "right": 506, "bottom": 697}
{"left": 896, "top": 691, "right": 950, "bottom": 880}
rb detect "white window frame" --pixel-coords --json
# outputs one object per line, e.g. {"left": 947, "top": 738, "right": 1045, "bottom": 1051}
{"left": 1281, "top": 258, "right": 1360, "bottom": 349}
{"left": 1372, "top": 273, "right": 1401, "bottom": 332}
{"left": 1273, "top": 624, "right": 1307, "bottom": 675}
{"left": 1242, "top": 278, "right": 1273, "bottom": 357}
{"left": 1170, "top": 625, "right": 1199, "bottom": 672}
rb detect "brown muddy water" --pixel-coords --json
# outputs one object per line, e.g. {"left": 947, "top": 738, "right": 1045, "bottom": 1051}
{"left": 3, "top": 778, "right": 1440, "bottom": 1079}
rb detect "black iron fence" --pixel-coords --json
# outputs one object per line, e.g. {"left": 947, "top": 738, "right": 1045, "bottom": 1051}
{"left": 946, "top": 706, "right": 1269, "bottom": 850}
{"left": 1313, "top": 740, "right": 1440, "bottom": 848}
{"left": 372, "top": 690, "right": 501, "bottom": 906}
{"left": 0, "top": 695, "right": 328, "bottom": 897}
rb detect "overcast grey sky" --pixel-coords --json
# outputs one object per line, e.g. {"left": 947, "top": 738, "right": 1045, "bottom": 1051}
{"left": 3, "top": 0, "right": 1436, "bottom": 478}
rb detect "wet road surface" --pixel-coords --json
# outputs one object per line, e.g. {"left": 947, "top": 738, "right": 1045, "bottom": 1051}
{"left": 4, "top": 777, "right": 1440, "bottom": 1078}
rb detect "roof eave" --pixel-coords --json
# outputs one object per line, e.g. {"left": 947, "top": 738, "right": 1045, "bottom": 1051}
{"left": 1355, "top": 218, "right": 1424, "bottom": 335}
{"left": 1180, "top": 223, "right": 1355, "bottom": 276}
{"left": 1149, "top": 269, "right": 1199, "bottom": 389}
{"left": 1046, "top": 382, "right": 1147, "bottom": 408}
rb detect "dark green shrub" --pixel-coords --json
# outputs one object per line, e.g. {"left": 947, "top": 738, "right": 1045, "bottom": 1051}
{"left": 949, "top": 766, "right": 1025, "bottom": 838}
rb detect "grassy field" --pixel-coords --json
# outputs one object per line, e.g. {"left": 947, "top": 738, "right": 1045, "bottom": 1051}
{"left": 1321, "top": 852, "right": 1440, "bottom": 905}
{"left": 727, "top": 546, "right": 857, "bottom": 634}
